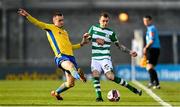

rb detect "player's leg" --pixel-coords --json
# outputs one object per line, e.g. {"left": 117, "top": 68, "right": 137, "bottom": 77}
{"left": 54, "top": 55, "right": 80, "bottom": 80}
{"left": 152, "top": 48, "right": 160, "bottom": 89}
{"left": 78, "top": 68, "right": 87, "bottom": 82}
{"left": 92, "top": 70, "right": 103, "bottom": 102}
{"left": 61, "top": 60, "right": 80, "bottom": 79}
{"left": 67, "top": 55, "right": 86, "bottom": 82}
{"left": 105, "top": 71, "right": 142, "bottom": 96}
{"left": 51, "top": 56, "right": 79, "bottom": 100}
{"left": 146, "top": 48, "right": 160, "bottom": 89}
{"left": 146, "top": 65, "right": 160, "bottom": 89}
{"left": 91, "top": 59, "right": 103, "bottom": 102}
{"left": 146, "top": 48, "right": 156, "bottom": 88}
{"left": 51, "top": 72, "right": 75, "bottom": 100}
{"left": 146, "top": 64, "right": 155, "bottom": 88}
{"left": 101, "top": 59, "right": 142, "bottom": 96}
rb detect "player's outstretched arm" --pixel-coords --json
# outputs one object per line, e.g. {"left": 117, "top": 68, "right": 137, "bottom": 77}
{"left": 18, "top": 8, "right": 48, "bottom": 30}
{"left": 115, "top": 42, "right": 137, "bottom": 57}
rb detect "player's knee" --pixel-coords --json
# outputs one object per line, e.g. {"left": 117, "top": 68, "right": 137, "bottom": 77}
{"left": 92, "top": 70, "right": 100, "bottom": 77}
{"left": 66, "top": 82, "right": 75, "bottom": 88}
{"left": 146, "top": 64, "right": 153, "bottom": 71}
{"left": 106, "top": 75, "right": 114, "bottom": 81}
{"left": 105, "top": 71, "right": 115, "bottom": 81}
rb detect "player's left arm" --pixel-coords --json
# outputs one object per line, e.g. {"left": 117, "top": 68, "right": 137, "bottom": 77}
{"left": 115, "top": 42, "right": 137, "bottom": 57}
{"left": 111, "top": 32, "right": 137, "bottom": 57}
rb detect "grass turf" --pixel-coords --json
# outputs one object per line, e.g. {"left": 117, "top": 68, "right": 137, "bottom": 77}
{"left": 0, "top": 80, "right": 179, "bottom": 106}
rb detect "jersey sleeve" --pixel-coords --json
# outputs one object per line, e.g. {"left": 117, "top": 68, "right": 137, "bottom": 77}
{"left": 72, "top": 43, "right": 81, "bottom": 50}
{"left": 88, "top": 26, "right": 93, "bottom": 40}
{"left": 26, "top": 15, "right": 50, "bottom": 30}
{"left": 110, "top": 32, "right": 119, "bottom": 43}
{"left": 148, "top": 27, "right": 156, "bottom": 40}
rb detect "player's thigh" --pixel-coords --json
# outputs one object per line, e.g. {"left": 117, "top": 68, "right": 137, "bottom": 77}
{"left": 101, "top": 59, "right": 113, "bottom": 74}
{"left": 91, "top": 59, "right": 102, "bottom": 77}
{"left": 146, "top": 48, "right": 159, "bottom": 70}
{"left": 147, "top": 48, "right": 159, "bottom": 66}
{"left": 61, "top": 60, "right": 75, "bottom": 71}
{"left": 65, "top": 72, "right": 75, "bottom": 87}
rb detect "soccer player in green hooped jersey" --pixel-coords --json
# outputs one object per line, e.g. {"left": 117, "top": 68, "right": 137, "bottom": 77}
{"left": 85, "top": 12, "right": 142, "bottom": 102}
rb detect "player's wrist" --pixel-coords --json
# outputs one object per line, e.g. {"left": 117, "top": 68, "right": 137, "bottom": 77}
{"left": 25, "top": 14, "right": 30, "bottom": 18}
{"left": 80, "top": 43, "right": 84, "bottom": 47}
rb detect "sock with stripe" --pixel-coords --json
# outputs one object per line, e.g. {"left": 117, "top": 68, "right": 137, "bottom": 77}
{"left": 114, "top": 76, "right": 139, "bottom": 94}
{"left": 56, "top": 82, "right": 69, "bottom": 94}
{"left": 93, "top": 77, "right": 102, "bottom": 98}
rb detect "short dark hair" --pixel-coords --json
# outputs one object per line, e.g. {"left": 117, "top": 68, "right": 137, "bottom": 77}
{"left": 100, "top": 12, "right": 110, "bottom": 18}
{"left": 143, "top": 15, "right": 152, "bottom": 20}
{"left": 53, "top": 11, "right": 63, "bottom": 17}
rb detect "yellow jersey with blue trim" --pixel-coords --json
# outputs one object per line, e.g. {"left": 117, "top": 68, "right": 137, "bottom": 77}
{"left": 26, "top": 15, "right": 81, "bottom": 57}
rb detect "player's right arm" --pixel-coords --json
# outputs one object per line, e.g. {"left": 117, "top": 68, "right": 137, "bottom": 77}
{"left": 18, "top": 8, "right": 49, "bottom": 30}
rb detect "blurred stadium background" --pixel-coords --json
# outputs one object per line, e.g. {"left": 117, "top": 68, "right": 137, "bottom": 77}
{"left": 0, "top": 0, "right": 180, "bottom": 80}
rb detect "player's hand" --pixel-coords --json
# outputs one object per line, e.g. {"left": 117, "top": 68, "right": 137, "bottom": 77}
{"left": 18, "top": 8, "right": 29, "bottom": 17}
{"left": 130, "top": 51, "right": 137, "bottom": 57}
{"left": 83, "top": 33, "right": 90, "bottom": 39}
{"left": 96, "top": 38, "right": 105, "bottom": 46}
{"left": 80, "top": 33, "right": 90, "bottom": 46}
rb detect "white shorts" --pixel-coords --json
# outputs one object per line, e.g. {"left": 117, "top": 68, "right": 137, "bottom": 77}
{"left": 91, "top": 59, "right": 113, "bottom": 74}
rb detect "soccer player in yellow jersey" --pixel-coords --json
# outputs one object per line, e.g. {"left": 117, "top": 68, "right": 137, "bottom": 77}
{"left": 18, "top": 8, "right": 88, "bottom": 100}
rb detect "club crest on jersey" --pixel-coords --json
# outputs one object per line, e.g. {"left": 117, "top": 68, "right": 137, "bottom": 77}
{"left": 105, "top": 34, "right": 109, "bottom": 38}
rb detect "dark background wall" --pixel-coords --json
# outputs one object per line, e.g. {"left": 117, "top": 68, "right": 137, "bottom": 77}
{"left": 0, "top": 0, "right": 180, "bottom": 68}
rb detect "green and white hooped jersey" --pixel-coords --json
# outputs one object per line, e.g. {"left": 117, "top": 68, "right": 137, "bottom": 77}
{"left": 88, "top": 24, "right": 119, "bottom": 60}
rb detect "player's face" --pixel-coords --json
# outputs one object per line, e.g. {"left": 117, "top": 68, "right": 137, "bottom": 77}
{"left": 99, "top": 16, "right": 109, "bottom": 28}
{"left": 53, "top": 15, "right": 64, "bottom": 27}
{"left": 143, "top": 18, "right": 152, "bottom": 26}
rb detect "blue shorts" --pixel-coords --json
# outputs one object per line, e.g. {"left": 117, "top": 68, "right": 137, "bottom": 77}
{"left": 54, "top": 54, "right": 79, "bottom": 71}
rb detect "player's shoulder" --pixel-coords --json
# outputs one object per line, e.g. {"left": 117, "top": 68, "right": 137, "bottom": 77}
{"left": 44, "top": 24, "right": 55, "bottom": 29}
{"left": 48, "top": 24, "right": 55, "bottom": 27}
{"left": 92, "top": 24, "right": 98, "bottom": 28}
{"left": 104, "top": 27, "right": 116, "bottom": 35}
{"left": 105, "top": 27, "right": 114, "bottom": 32}
{"left": 148, "top": 24, "right": 156, "bottom": 30}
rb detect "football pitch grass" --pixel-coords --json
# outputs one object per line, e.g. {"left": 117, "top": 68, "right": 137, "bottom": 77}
{"left": 0, "top": 80, "right": 179, "bottom": 106}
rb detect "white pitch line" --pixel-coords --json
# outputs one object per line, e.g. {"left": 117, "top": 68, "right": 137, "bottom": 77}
{"left": 132, "top": 80, "right": 172, "bottom": 107}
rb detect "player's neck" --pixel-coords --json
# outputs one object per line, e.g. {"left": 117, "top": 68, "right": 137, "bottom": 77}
{"left": 54, "top": 25, "right": 64, "bottom": 29}
{"left": 99, "top": 24, "right": 107, "bottom": 29}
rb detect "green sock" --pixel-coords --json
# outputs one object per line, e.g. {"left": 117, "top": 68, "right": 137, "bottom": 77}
{"left": 126, "top": 84, "right": 139, "bottom": 94}
{"left": 114, "top": 76, "right": 128, "bottom": 86}
{"left": 114, "top": 76, "right": 138, "bottom": 94}
{"left": 93, "top": 77, "right": 102, "bottom": 98}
